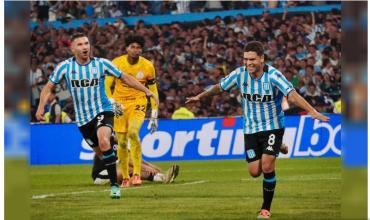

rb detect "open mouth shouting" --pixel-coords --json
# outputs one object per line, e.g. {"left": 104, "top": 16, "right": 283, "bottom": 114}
{"left": 247, "top": 65, "right": 256, "bottom": 72}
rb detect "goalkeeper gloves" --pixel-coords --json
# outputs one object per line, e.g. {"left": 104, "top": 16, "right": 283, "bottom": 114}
{"left": 109, "top": 98, "right": 124, "bottom": 118}
{"left": 147, "top": 109, "right": 158, "bottom": 134}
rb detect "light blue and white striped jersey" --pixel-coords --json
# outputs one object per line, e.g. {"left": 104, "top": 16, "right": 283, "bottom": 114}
{"left": 220, "top": 65, "right": 294, "bottom": 134}
{"left": 49, "top": 57, "right": 123, "bottom": 127}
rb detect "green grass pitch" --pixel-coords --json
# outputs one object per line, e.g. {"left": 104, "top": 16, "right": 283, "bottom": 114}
{"left": 31, "top": 157, "right": 341, "bottom": 220}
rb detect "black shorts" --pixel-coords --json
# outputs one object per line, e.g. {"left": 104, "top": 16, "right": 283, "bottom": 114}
{"left": 78, "top": 111, "right": 114, "bottom": 148}
{"left": 244, "top": 128, "right": 285, "bottom": 163}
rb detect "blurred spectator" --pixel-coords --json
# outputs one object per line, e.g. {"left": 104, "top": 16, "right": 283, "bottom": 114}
{"left": 109, "top": 5, "right": 123, "bottom": 18}
{"left": 30, "top": 57, "right": 46, "bottom": 107}
{"left": 322, "top": 75, "right": 341, "bottom": 101}
{"left": 333, "top": 99, "right": 341, "bottom": 114}
{"left": 205, "top": 1, "right": 223, "bottom": 12}
{"left": 171, "top": 105, "right": 195, "bottom": 119}
{"left": 30, "top": 1, "right": 318, "bottom": 20}
{"left": 34, "top": 1, "right": 50, "bottom": 21}
{"left": 302, "top": 82, "right": 323, "bottom": 102}
{"left": 44, "top": 92, "right": 62, "bottom": 123}
{"left": 62, "top": 97, "right": 75, "bottom": 122}
{"left": 84, "top": 2, "right": 95, "bottom": 18}
{"left": 173, "top": 0, "right": 190, "bottom": 14}
{"left": 189, "top": 1, "right": 206, "bottom": 12}
{"left": 43, "top": 92, "right": 72, "bottom": 123}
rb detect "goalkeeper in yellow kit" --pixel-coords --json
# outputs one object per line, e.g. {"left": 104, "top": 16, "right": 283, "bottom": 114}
{"left": 105, "top": 35, "right": 159, "bottom": 187}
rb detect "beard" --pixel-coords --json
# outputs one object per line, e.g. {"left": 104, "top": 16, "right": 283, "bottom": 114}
{"left": 247, "top": 64, "right": 261, "bottom": 75}
{"left": 82, "top": 50, "right": 90, "bottom": 57}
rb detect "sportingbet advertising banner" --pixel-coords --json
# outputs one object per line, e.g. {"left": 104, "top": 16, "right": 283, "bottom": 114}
{"left": 30, "top": 114, "right": 341, "bottom": 165}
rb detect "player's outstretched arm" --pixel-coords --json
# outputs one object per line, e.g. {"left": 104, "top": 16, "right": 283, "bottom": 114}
{"left": 35, "top": 81, "right": 55, "bottom": 121}
{"left": 186, "top": 84, "right": 222, "bottom": 104}
{"left": 120, "top": 74, "right": 159, "bottom": 107}
{"left": 287, "top": 90, "right": 329, "bottom": 122}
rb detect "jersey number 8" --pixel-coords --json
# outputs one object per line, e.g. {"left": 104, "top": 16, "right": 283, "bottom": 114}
{"left": 268, "top": 134, "right": 275, "bottom": 146}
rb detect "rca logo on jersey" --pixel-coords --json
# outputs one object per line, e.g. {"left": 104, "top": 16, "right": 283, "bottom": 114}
{"left": 71, "top": 78, "right": 99, "bottom": 87}
{"left": 242, "top": 93, "right": 272, "bottom": 102}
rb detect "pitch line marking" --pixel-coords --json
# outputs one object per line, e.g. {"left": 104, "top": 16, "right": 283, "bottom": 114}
{"left": 32, "top": 190, "right": 97, "bottom": 199}
{"left": 174, "top": 180, "right": 208, "bottom": 186}
{"left": 180, "top": 166, "right": 340, "bottom": 173}
{"left": 32, "top": 180, "right": 207, "bottom": 200}
{"left": 241, "top": 176, "right": 341, "bottom": 182}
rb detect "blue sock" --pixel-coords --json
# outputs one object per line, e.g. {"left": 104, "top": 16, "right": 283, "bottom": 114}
{"left": 262, "top": 171, "right": 276, "bottom": 211}
{"left": 102, "top": 148, "right": 118, "bottom": 186}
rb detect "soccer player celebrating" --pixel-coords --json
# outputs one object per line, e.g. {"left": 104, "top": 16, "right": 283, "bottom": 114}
{"left": 186, "top": 41, "right": 329, "bottom": 218}
{"left": 35, "top": 33, "right": 159, "bottom": 199}
{"left": 105, "top": 35, "right": 159, "bottom": 187}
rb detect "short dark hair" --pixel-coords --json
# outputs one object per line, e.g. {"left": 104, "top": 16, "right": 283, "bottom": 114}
{"left": 71, "top": 32, "right": 88, "bottom": 42}
{"left": 244, "top": 41, "right": 264, "bottom": 56}
{"left": 125, "top": 35, "right": 145, "bottom": 48}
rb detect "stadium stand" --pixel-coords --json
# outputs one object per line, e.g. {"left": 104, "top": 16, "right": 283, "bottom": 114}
{"left": 30, "top": 1, "right": 324, "bottom": 22}
{"left": 30, "top": 2, "right": 341, "bottom": 122}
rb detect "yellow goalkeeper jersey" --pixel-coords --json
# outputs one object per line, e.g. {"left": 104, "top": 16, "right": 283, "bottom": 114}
{"left": 107, "top": 55, "right": 155, "bottom": 99}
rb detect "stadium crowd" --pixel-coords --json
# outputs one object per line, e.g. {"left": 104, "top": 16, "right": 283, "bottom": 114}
{"left": 30, "top": 7, "right": 341, "bottom": 122}
{"left": 30, "top": 1, "right": 327, "bottom": 22}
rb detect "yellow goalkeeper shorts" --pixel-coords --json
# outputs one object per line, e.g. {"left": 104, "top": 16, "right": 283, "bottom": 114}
{"left": 114, "top": 97, "right": 147, "bottom": 133}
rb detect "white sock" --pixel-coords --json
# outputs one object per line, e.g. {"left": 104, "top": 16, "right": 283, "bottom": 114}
{"left": 153, "top": 173, "right": 165, "bottom": 182}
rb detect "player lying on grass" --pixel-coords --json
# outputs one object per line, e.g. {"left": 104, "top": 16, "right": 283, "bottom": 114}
{"left": 92, "top": 135, "right": 180, "bottom": 186}
{"left": 92, "top": 154, "right": 180, "bottom": 185}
